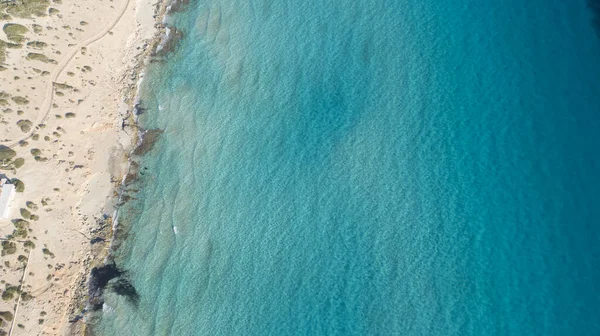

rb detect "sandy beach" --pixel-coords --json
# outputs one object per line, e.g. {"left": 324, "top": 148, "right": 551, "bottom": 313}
{"left": 0, "top": 0, "right": 162, "bottom": 334}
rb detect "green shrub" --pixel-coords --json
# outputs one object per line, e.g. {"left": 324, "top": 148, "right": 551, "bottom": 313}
{"left": 42, "top": 248, "right": 54, "bottom": 258}
{"left": 0, "top": 145, "right": 16, "bottom": 160}
{"left": 11, "top": 96, "right": 29, "bottom": 105}
{"left": 11, "top": 178, "right": 24, "bottom": 192}
{"left": 17, "top": 119, "right": 32, "bottom": 132}
{"left": 2, "top": 23, "right": 28, "bottom": 43}
{"left": 0, "top": 311, "right": 13, "bottom": 321}
{"left": 0, "top": 0, "right": 50, "bottom": 18}
{"left": 13, "top": 157, "right": 24, "bottom": 168}
{"left": 26, "top": 41, "right": 47, "bottom": 49}
{"left": 1, "top": 242, "right": 16, "bottom": 256}
{"left": 25, "top": 53, "right": 56, "bottom": 64}
{"left": 20, "top": 208, "right": 32, "bottom": 219}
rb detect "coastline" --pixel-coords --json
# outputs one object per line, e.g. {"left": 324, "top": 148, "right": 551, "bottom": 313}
{"left": 0, "top": 0, "right": 176, "bottom": 334}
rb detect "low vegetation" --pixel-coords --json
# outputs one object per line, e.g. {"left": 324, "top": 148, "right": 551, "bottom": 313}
{"left": 11, "top": 178, "right": 24, "bottom": 192}
{"left": 26, "top": 52, "right": 56, "bottom": 64}
{"left": 20, "top": 208, "right": 32, "bottom": 219}
{"left": 11, "top": 96, "right": 29, "bottom": 105}
{"left": 17, "top": 119, "right": 32, "bottom": 132}
{"left": 0, "top": 241, "right": 16, "bottom": 256}
{"left": 26, "top": 41, "right": 47, "bottom": 49}
{"left": 1, "top": 285, "right": 19, "bottom": 301}
{"left": 42, "top": 247, "right": 55, "bottom": 258}
{"left": 13, "top": 157, "right": 24, "bottom": 168}
{"left": 0, "top": 145, "right": 16, "bottom": 160}
{"left": 2, "top": 23, "right": 28, "bottom": 43}
{"left": 0, "top": 0, "right": 50, "bottom": 18}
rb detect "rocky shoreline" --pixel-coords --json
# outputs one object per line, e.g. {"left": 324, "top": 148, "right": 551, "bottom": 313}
{"left": 63, "top": 0, "right": 190, "bottom": 334}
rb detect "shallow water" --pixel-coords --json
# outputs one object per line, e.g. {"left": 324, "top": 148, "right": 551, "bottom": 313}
{"left": 97, "top": 1, "right": 600, "bottom": 335}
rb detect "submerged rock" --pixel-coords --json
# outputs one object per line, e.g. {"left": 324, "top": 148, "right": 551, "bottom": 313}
{"left": 152, "top": 26, "right": 184, "bottom": 58}
{"left": 133, "top": 129, "right": 163, "bottom": 156}
{"left": 88, "top": 263, "right": 122, "bottom": 310}
{"left": 89, "top": 263, "right": 121, "bottom": 291}
{"left": 168, "top": 0, "right": 190, "bottom": 13}
{"left": 112, "top": 278, "right": 139, "bottom": 305}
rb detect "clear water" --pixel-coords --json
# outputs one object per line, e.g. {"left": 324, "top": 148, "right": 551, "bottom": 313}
{"left": 97, "top": 0, "right": 600, "bottom": 335}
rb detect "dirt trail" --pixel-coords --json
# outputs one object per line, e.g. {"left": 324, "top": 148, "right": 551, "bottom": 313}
{"left": 6, "top": 0, "right": 132, "bottom": 148}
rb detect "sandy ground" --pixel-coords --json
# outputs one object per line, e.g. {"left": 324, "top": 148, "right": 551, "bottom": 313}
{"left": 0, "top": 0, "right": 160, "bottom": 334}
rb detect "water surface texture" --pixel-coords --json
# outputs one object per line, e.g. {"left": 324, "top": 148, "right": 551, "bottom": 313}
{"left": 98, "top": 0, "right": 600, "bottom": 335}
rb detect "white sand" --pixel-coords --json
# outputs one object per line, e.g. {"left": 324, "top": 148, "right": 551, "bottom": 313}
{"left": 0, "top": 0, "right": 161, "bottom": 334}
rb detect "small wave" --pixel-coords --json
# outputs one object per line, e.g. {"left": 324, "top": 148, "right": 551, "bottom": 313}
{"left": 103, "top": 303, "right": 115, "bottom": 315}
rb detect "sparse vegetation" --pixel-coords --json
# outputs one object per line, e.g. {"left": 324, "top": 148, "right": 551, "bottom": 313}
{"left": 11, "top": 96, "right": 29, "bottom": 105}
{"left": 0, "top": 145, "right": 16, "bottom": 160}
{"left": 11, "top": 178, "right": 24, "bottom": 192}
{"left": 65, "top": 112, "right": 76, "bottom": 118}
{"left": 13, "top": 157, "right": 24, "bottom": 168}
{"left": 2, "top": 23, "right": 28, "bottom": 43}
{"left": 17, "top": 119, "right": 32, "bottom": 132}
{"left": 26, "top": 52, "right": 56, "bottom": 64}
{"left": 1, "top": 285, "right": 19, "bottom": 301}
{"left": 0, "top": 0, "right": 50, "bottom": 18}
{"left": 55, "top": 82, "right": 74, "bottom": 90}
{"left": 30, "top": 148, "right": 41, "bottom": 156}
{"left": 20, "top": 292, "right": 33, "bottom": 301}
{"left": 42, "top": 248, "right": 55, "bottom": 258}
{"left": 26, "top": 41, "right": 47, "bottom": 49}
{"left": 0, "top": 311, "right": 13, "bottom": 321}
{"left": 20, "top": 208, "right": 32, "bottom": 219}
{"left": 0, "top": 241, "right": 16, "bottom": 256}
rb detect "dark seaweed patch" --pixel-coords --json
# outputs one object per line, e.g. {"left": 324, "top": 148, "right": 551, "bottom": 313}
{"left": 112, "top": 278, "right": 139, "bottom": 306}
{"left": 588, "top": 0, "right": 600, "bottom": 38}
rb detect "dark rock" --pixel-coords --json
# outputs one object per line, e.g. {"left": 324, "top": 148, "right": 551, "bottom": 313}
{"left": 133, "top": 101, "right": 145, "bottom": 115}
{"left": 90, "top": 237, "right": 105, "bottom": 244}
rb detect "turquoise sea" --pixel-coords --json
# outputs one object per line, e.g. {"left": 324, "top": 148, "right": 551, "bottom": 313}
{"left": 97, "top": 0, "right": 600, "bottom": 335}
